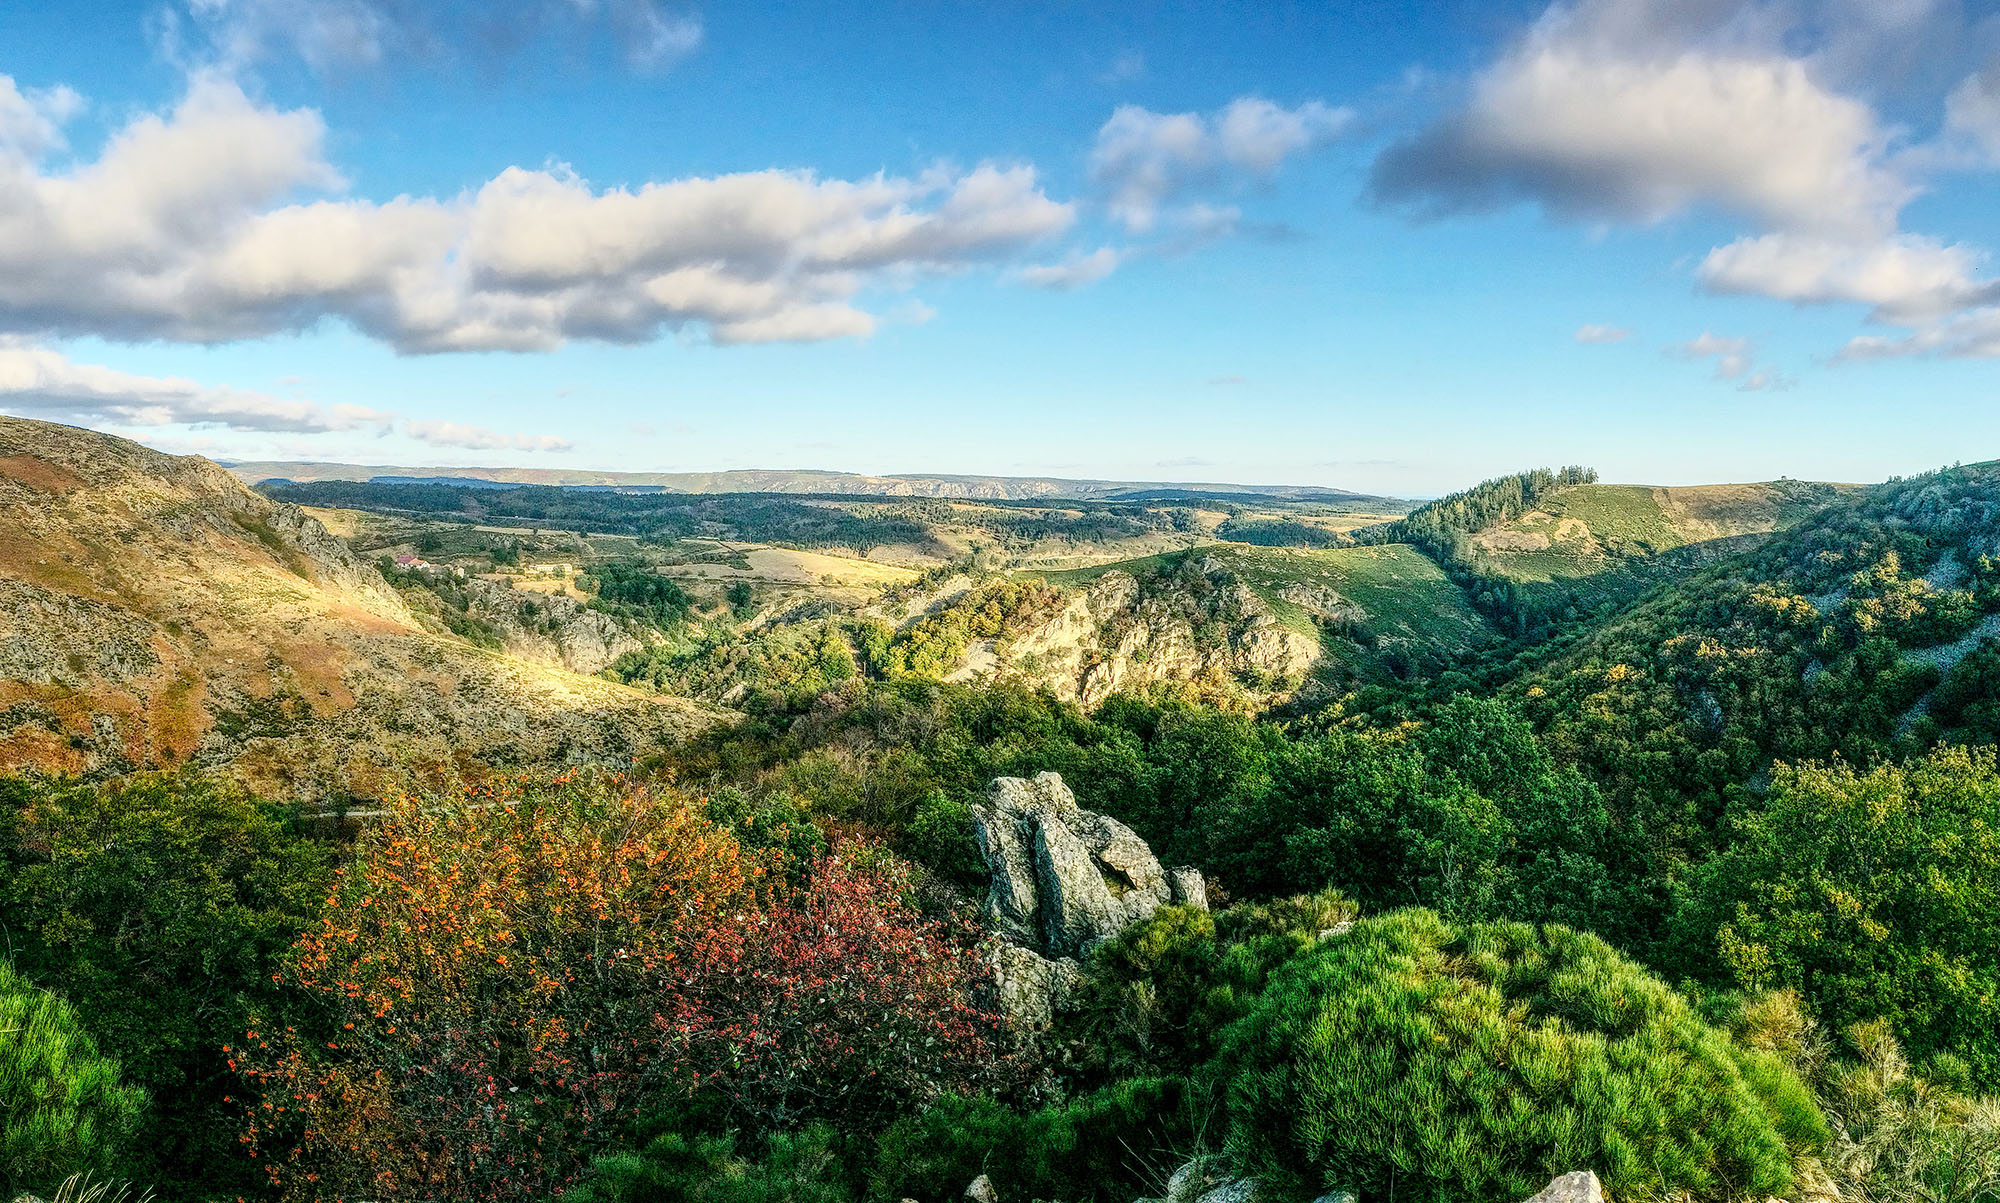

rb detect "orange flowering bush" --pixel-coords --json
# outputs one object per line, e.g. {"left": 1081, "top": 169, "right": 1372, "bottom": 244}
{"left": 239, "top": 774, "right": 764, "bottom": 1203}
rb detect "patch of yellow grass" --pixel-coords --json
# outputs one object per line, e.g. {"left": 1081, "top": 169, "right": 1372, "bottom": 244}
{"left": 668, "top": 545, "right": 919, "bottom": 587}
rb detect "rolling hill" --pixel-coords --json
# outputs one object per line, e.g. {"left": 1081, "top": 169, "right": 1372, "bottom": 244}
{"left": 1510, "top": 462, "right": 2000, "bottom": 830}
{"left": 1467, "top": 479, "right": 1851, "bottom": 584}
{"left": 0, "top": 418, "right": 717, "bottom": 800}
{"left": 1358, "top": 470, "right": 1855, "bottom": 637}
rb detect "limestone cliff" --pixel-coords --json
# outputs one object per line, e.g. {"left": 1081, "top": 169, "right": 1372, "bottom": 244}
{"left": 977, "top": 567, "right": 1321, "bottom": 708}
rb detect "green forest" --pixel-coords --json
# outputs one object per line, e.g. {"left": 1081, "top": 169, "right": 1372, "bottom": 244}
{"left": 9, "top": 462, "right": 2000, "bottom": 1203}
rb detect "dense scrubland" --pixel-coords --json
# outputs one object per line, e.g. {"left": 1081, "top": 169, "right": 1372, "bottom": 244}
{"left": 7, "top": 441, "right": 2000, "bottom": 1203}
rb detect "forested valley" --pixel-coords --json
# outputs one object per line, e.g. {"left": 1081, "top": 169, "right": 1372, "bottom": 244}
{"left": 6, "top": 425, "right": 2000, "bottom": 1203}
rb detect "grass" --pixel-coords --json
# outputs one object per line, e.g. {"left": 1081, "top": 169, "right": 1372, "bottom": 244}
{"left": 1474, "top": 482, "right": 1847, "bottom": 585}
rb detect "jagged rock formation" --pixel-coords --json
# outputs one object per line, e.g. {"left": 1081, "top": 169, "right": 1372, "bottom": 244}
{"left": 997, "top": 571, "right": 1319, "bottom": 709}
{"left": 0, "top": 417, "right": 718, "bottom": 799}
{"left": 971, "top": 771, "right": 1204, "bottom": 1030}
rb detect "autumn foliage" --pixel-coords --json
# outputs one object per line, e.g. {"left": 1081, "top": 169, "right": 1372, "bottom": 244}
{"left": 239, "top": 773, "right": 997, "bottom": 1202}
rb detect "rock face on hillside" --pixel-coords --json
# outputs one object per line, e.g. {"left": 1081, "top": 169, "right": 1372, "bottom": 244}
{"left": 477, "top": 583, "right": 641, "bottom": 676}
{"left": 0, "top": 417, "right": 716, "bottom": 799}
{"left": 394, "top": 570, "right": 642, "bottom": 675}
{"left": 990, "top": 568, "right": 1320, "bottom": 709}
{"left": 971, "top": 771, "right": 1204, "bottom": 1029}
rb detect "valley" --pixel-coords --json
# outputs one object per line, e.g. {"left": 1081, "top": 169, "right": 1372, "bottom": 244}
{"left": 5, "top": 416, "right": 1998, "bottom": 1203}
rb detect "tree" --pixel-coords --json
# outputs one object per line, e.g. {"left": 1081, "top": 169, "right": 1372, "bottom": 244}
{"left": 682, "top": 844, "right": 1002, "bottom": 1136}
{"left": 0, "top": 960, "right": 146, "bottom": 1197}
{"left": 0, "top": 772, "right": 332, "bottom": 1197}
{"left": 1673, "top": 747, "right": 2000, "bottom": 1087}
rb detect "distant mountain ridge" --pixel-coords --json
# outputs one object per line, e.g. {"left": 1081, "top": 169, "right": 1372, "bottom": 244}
{"left": 224, "top": 460, "right": 1393, "bottom": 503}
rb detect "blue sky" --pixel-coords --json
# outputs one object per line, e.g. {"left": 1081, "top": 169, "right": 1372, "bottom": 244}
{"left": 0, "top": 0, "right": 1997, "bottom": 496}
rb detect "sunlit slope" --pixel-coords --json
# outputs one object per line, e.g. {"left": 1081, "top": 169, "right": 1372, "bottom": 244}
{"left": 0, "top": 417, "right": 718, "bottom": 799}
{"left": 1514, "top": 463, "right": 2000, "bottom": 807}
{"left": 1042, "top": 541, "right": 1498, "bottom": 667}
{"left": 1470, "top": 481, "right": 1850, "bottom": 584}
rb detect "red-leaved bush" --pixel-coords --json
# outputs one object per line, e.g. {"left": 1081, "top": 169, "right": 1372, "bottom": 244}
{"left": 686, "top": 845, "right": 1001, "bottom": 1135}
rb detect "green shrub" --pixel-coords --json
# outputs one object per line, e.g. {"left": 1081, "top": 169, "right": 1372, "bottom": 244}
{"left": 902, "top": 790, "right": 986, "bottom": 887}
{"left": 566, "top": 1126, "right": 853, "bottom": 1203}
{"left": 0, "top": 960, "right": 147, "bottom": 1197}
{"left": 1721, "top": 991, "right": 2000, "bottom": 1203}
{"left": 1058, "top": 892, "right": 1357, "bottom": 1086}
{"left": 1218, "top": 910, "right": 1826, "bottom": 1203}
{"left": 868, "top": 1077, "right": 1208, "bottom": 1203}
{"left": 1813, "top": 1021, "right": 2000, "bottom": 1203}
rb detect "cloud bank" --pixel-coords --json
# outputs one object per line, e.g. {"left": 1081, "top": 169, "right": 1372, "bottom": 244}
{"left": 1372, "top": 0, "right": 2000, "bottom": 363}
{"left": 0, "top": 74, "right": 1074, "bottom": 355}
{"left": 0, "top": 342, "right": 568, "bottom": 449}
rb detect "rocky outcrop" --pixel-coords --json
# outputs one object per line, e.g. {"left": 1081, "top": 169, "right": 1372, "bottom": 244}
{"left": 986, "top": 568, "right": 1322, "bottom": 709}
{"left": 972, "top": 771, "right": 1205, "bottom": 1031}
{"left": 973, "top": 771, "right": 1183, "bottom": 958}
{"left": 983, "top": 941, "right": 1085, "bottom": 1031}
{"left": 443, "top": 575, "right": 641, "bottom": 676}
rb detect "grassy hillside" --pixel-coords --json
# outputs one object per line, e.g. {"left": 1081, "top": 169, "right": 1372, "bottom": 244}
{"left": 0, "top": 418, "right": 717, "bottom": 799}
{"left": 1471, "top": 480, "right": 1849, "bottom": 584}
{"left": 1361, "top": 468, "right": 1853, "bottom": 638}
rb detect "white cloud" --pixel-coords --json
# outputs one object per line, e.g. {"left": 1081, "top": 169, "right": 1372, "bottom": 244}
{"left": 1736, "top": 368, "right": 1796, "bottom": 391}
{"left": 1667, "top": 329, "right": 1799, "bottom": 388}
{"left": 1015, "top": 247, "right": 1123, "bottom": 290}
{"left": 1091, "top": 97, "right": 1352, "bottom": 232}
{"left": 1698, "top": 232, "right": 2000, "bottom": 323}
{"left": 1670, "top": 331, "right": 1756, "bottom": 380}
{"left": 1215, "top": 98, "right": 1355, "bottom": 174}
{"left": 1371, "top": 32, "right": 1907, "bottom": 237}
{"left": 1574, "top": 323, "right": 1631, "bottom": 343}
{"left": 0, "top": 77, "right": 81, "bottom": 159}
{"left": 605, "top": 0, "right": 704, "bottom": 69}
{"left": 1839, "top": 306, "right": 2000, "bottom": 360}
{"left": 1368, "top": 0, "right": 2000, "bottom": 368}
{"left": 405, "top": 419, "right": 573, "bottom": 453}
{"left": 0, "top": 74, "right": 1074, "bottom": 353}
{"left": 0, "top": 340, "right": 576, "bottom": 451}
{"left": 1942, "top": 64, "right": 2000, "bottom": 165}
{"left": 0, "top": 341, "right": 390, "bottom": 432}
